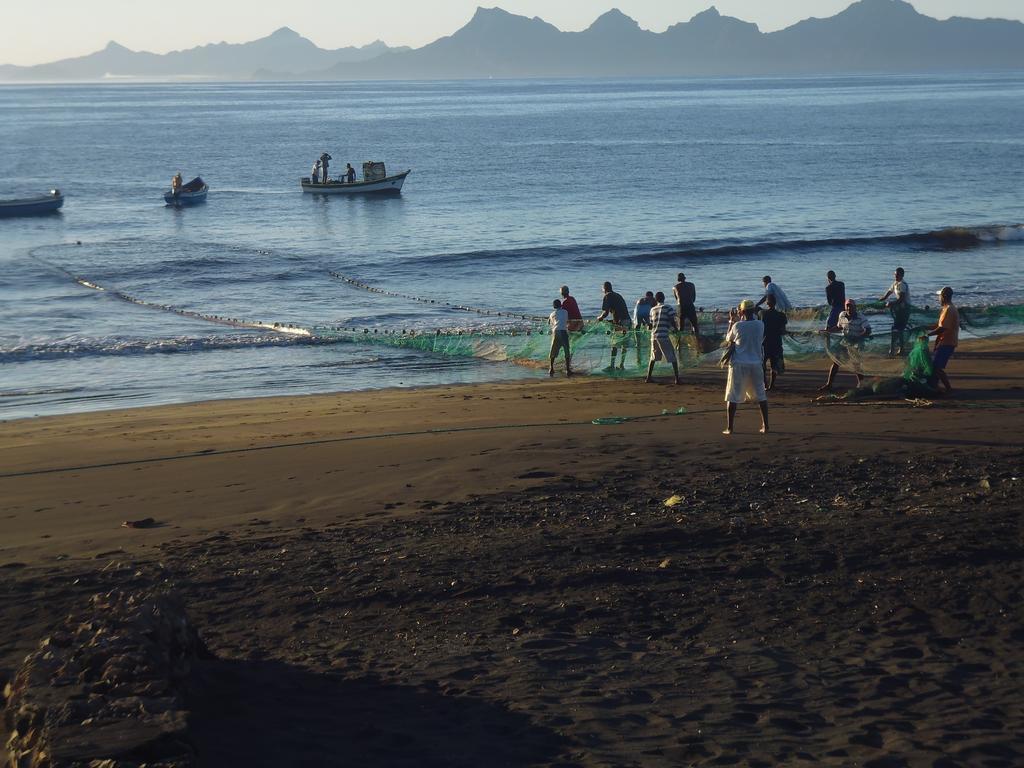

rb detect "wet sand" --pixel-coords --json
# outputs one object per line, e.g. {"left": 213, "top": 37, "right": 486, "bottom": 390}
{"left": 2, "top": 336, "right": 1023, "bottom": 766}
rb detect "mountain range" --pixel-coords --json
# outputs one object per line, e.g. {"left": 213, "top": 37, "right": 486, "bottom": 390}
{"left": 2, "top": 0, "right": 1023, "bottom": 82}
{"left": 0, "top": 28, "right": 406, "bottom": 81}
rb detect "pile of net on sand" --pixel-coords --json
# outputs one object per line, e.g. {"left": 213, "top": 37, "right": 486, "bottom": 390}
{"left": 815, "top": 336, "right": 940, "bottom": 403}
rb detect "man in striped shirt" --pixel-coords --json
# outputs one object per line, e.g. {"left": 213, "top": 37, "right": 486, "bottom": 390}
{"left": 645, "top": 292, "right": 681, "bottom": 385}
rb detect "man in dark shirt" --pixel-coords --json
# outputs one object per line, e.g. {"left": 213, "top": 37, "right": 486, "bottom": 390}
{"left": 596, "top": 281, "right": 632, "bottom": 370}
{"left": 760, "top": 294, "right": 788, "bottom": 391}
{"left": 825, "top": 270, "right": 846, "bottom": 329}
{"left": 672, "top": 272, "right": 701, "bottom": 351}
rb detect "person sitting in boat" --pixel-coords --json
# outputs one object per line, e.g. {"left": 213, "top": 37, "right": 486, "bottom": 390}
{"left": 171, "top": 172, "right": 183, "bottom": 196}
{"left": 311, "top": 159, "right": 321, "bottom": 184}
{"left": 319, "top": 152, "right": 332, "bottom": 182}
{"left": 345, "top": 163, "right": 356, "bottom": 183}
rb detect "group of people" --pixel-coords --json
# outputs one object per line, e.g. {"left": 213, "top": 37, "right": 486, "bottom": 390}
{"left": 310, "top": 153, "right": 356, "bottom": 184}
{"left": 546, "top": 267, "right": 962, "bottom": 434}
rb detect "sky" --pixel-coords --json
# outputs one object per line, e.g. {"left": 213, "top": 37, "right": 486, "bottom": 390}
{"left": 3, "top": 0, "right": 1023, "bottom": 66}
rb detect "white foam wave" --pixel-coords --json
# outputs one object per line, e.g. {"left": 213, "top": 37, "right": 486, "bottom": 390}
{"left": 975, "top": 224, "right": 1024, "bottom": 243}
{"left": 0, "top": 333, "right": 318, "bottom": 362}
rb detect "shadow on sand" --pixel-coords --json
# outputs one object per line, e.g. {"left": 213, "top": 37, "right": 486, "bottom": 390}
{"left": 187, "top": 658, "right": 567, "bottom": 767}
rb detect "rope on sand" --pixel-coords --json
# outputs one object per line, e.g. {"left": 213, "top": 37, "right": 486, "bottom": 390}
{"left": 0, "top": 408, "right": 703, "bottom": 480}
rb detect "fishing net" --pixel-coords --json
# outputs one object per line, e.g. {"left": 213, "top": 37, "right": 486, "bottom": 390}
{"left": 313, "top": 321, "right": 720, "bottom": 375}
{"left": 903, "top": 336, "right": 934, "bottom": 383}
{"left": 32, "top": 247, "right": 1024, "bottom": 381}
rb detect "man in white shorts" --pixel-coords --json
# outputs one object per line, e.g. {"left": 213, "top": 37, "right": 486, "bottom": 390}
{"left": 722, "top": 299, "right": 769, "bottom": 434}
{"left": 645, "top": 292, "right": 681, "bottom": 385}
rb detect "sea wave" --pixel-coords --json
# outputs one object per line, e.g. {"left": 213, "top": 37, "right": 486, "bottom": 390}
{"left": 391, "top": 224, "right": 1024, "bottom": 268}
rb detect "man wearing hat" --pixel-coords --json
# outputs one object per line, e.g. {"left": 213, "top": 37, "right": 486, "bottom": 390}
{"left": 722, "top": 299, "right": 768, "bottom": 434}
{"left": 927, "top": 286, "right": 959, "bottom": 395}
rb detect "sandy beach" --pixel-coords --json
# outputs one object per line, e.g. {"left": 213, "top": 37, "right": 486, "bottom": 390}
{"left": 2, "top": 337, "right": 1023, "bottom": 766}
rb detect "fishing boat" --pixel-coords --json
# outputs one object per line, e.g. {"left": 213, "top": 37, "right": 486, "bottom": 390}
{"left": 164, "top": 177, "right": 208, "bottom": 206}
{"left": 301, "top": 161, "right": 409, "bottom": 195}
{"left": 0, "top": 189, "right": 64, "bottom": 218}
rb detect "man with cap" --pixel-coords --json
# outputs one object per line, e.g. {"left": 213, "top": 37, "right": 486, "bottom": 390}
{"left": 926, "top": 286, "right": 959, "bottom": 395}
{"left": 820, "top": 298, "right": 871, "bottom": 391}
{"left": 722, "top": 299, "right": 768, "bottom": 434}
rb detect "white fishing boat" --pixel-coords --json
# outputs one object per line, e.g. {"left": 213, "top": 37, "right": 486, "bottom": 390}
{"left": 301, "top": 160, "right": 409, "bottom": 195}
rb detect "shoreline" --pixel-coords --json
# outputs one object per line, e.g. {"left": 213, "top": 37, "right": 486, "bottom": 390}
{"left": 2, "top": 334, "right": 1022, "bottom": 567}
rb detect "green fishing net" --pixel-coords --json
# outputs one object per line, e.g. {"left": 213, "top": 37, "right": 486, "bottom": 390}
{"left": 903, "top": 336, "right": 934, "bottom": 382}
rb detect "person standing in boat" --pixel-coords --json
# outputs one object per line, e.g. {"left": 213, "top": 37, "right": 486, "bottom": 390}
{"left": 171, "top": 172, "right": 183, "bottom": 196}
{"left": 345, "top": 163, "right": 356, "bottom": 183}
{"left": 311, "top": 159, "right": 321, "bottom": 184}
{"left": 319, "top": 152, "right": 332, "bottom": 182}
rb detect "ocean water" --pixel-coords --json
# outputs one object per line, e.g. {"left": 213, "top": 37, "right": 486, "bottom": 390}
{"left": 1, "top": 74, "right": 1023, "bottom": 419}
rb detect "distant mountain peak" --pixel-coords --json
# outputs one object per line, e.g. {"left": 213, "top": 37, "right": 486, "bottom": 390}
{"left": 268, "top": 26, "right": 302, "bottom": 40}
{"left": 104, "top": 41, "right": 130, "bottom": 52}
{"left": 841, "top": 0, "right": 922, "bottom": 17}
{"left": 470, "top": 7, "right": 513, "bottom": 21}
{"left": 691, "top": 7, "right": 723, "bottom": 23}
{"left": 460, "top": 6, "right": 558, "bottom": 36}
{"left": 588, "top": 9, "right": 641, "bottom": 32}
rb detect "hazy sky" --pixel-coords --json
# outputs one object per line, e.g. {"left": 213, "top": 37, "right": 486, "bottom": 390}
{"left": 4, "top": 0, "right": 1023, "bottom": 66}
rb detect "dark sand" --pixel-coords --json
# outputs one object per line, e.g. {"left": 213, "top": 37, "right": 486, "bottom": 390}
{"left": 2, "top": 337, "right": 1023, "bottom": 766}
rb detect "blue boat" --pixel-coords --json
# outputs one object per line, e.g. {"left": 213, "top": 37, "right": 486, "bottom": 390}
{"left": 164, "top": 177, "right": 208, "bottom": 206}
{"left": 0, "top": 189, "right": 64, "bottom": 218}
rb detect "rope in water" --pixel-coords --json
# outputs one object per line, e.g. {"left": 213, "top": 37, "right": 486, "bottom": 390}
{"left": 328, "top": 269, "right": 551, "bottom": 323}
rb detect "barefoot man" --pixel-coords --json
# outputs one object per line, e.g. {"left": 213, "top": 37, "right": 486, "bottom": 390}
{"left": 548, "top": 299, "right": 572, "bottom": 377}
{"left": 596, "top": 281, "right": 632, "bottom": 371}
{"left": 722, "top": 299, "right": 769, "bottom": 435}
{"left": 926, "top": 286, "right": 959, "bottom": 395}
{"left": 821, "top": 299, "right": 871, "bottom": 391}
{"left": 646, "top": 292, "right": 681, "bottom": 385}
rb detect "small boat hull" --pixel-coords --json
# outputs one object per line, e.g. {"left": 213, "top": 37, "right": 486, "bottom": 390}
{"left": 300, "top": 171, "right": 410, "bottom": 195}
{"left": 0, "top": 190, "right": 64, "bottom": 218}
{"left": 164, "top": 186, "right": 208, "bottom": 206}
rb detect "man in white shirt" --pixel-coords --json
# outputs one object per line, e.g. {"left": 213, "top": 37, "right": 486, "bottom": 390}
{"left": 722, "top": 299, "right": 768, "bottom": 434}
{"left": 879, "top": 267, "right": 911, "bottom": 356}
{"left": 548, "top": 299, "right": 571, "bottom": 377}
{"left": 820, "top": 298, "right": 871, "bottom": 391}
{"left": 756, "top": 275, "right": 793, "bottom": 312}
